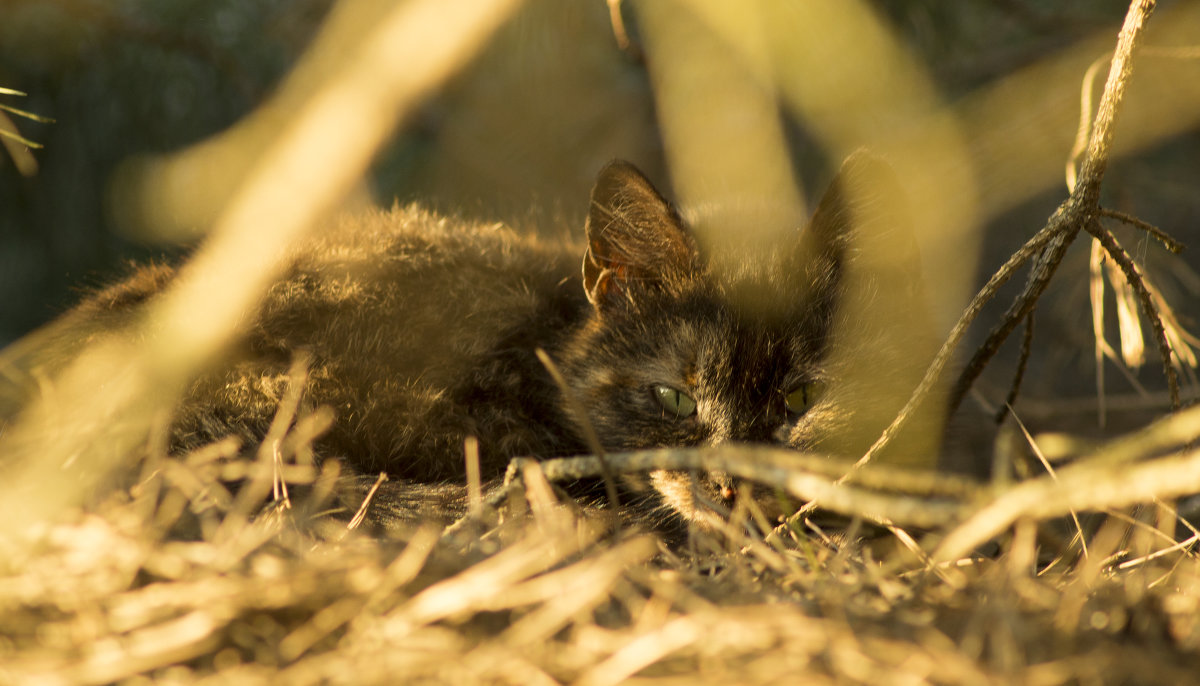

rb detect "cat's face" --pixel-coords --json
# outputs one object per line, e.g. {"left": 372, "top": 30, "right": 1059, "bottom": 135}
{"left": 564, "top": 254, "right": 834, "bottom": 452}
{"left": 558, "top": 154, "right": 932, "bottom": 529}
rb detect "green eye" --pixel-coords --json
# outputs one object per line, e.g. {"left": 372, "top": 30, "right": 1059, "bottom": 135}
{"left": 653, "top": 385, "right": 697, "bottom": 418}
{"left": 785, "top": 382, "right": 824, "bottom": 415}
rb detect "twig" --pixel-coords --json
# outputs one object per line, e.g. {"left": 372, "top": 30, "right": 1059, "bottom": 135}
{"left": 935, "top": 442, "right": 1200, "bottom": 563}
{"left": 811, "top": 1, "right": 1162, "bottom": 552}
{"left": 926, "top": 0, "right": 1171, "bottom": 563}
{"left": 535, "top": 348, "right": 622, "bottom": 515}
{"left": 1074, "top": 1, "right": 1155, "bottom": 203}
{"left": 258, "top": 352, "right": 313, "bottom": 509}
{"left": 1099, "top": 208, "right": 1185, "bottom": 254}
{"left": 994, "top": 312, "right": 1035, "bottom": 424}
{"left": 465, "top": 436, "right": 483, "bottom": 520}
{"left": 950, "top": 220, "right": 1077, "bottom": 413}
{"left": 347, "top": 472, "right": 389, "bottom": 531}
{"left": 483, "top": 446, "right": 976, "bottom": 530}
{"left": 946, "top": 0, "right": 1157, "bottom": 414}
{"left": 1116, "top": 531, "right": 1199, "bottom": 569}
{"left": 1068, "top": 43, "right": 1200, "bottom": 192}
{"left": 605, "top": 0, "right": 643, "bottom": 62}
{"left": 1086, "top": 221, "right": 1181, "bottom": 409}
{"left": 1010, "top": 411, "right": 1089, "bottom": 559}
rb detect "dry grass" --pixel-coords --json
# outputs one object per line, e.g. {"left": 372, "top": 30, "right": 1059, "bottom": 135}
{"left": 3, "top": 409, "right": 1200, "bottom": 685}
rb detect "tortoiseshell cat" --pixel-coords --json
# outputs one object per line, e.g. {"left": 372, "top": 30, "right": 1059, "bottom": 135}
{"left": 10, "top": 152, "right": 939, "bottom": 530}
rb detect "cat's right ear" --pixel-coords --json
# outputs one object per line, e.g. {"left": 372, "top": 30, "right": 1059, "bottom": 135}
{"left": 794, "top": 150, "right": 922, "bottom": 304}
{"left": 583, "top": 161, "right": 699, "bottom": 314}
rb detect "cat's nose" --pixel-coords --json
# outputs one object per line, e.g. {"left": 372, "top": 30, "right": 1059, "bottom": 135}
{"left": 709, "top": 470, "right": 736, "bottom": 502}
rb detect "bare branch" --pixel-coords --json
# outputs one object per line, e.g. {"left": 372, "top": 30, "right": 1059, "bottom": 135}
{"left": 1086, "top": 222, "right": 1181, "bottom": 409}
{"left": 474, "top": 446, "right": 977, "bottom": 531}
{"left": 1100, "top": 208, "right": 1185, "bottom": 254}
{"left": 995, "top": 312, "right": 1036, "bottom": 424}
{"left": 943, "top": 0, "right": 1158, "bottom": 417}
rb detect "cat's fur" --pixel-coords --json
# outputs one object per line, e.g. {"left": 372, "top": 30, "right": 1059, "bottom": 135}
{"left": 6, "top": 152, "right": 939, "bottom": 530}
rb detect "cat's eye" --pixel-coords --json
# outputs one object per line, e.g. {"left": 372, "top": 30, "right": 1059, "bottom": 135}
{"left": 653, "top": 384, "right": 697, "bottom": 419}
{"left": 785, "top": 382, "right": 824, "bottom": 415}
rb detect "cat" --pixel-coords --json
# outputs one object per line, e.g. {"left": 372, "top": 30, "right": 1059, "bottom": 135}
{"left": 3, "top": 151, "right": 939, "bottom": 532}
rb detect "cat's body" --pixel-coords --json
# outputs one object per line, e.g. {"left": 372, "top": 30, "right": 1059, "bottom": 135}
{"left": 7, "top": 153, "right": 939, "bottom": 530}
{"left": 173, "top": 209, "right": 589, "bottom": 484}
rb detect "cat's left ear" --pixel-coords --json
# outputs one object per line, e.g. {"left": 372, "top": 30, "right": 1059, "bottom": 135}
{"left": 583, "top": 161, "right": 700, "bottom": 313}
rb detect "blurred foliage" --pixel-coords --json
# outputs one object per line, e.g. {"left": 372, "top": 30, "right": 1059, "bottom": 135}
{"left": 0, "top": 0, "right": 331, "bottom": 341}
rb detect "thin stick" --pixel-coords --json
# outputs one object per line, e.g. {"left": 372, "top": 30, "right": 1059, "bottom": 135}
{"left": 258, "top": 352, "right": 312, "bottom": 508}
{"left": 935, "top": 443, "right": 1200, "bottom": 563}
{"left": 347, "top": 472, "right": 389, "bottom": 531}
{"left": 491, "top": 445, "right": 977, "bottom": 529}
{"left": 1086, "top": 222, "right": 1180, "bottom": 409}
{"left": 950, "top": 222, "right": 1077, "bottom": 414}
{"left": 606, "top": 0, "right": 631, "bottom": 52}
{"left": 1010, "top": 410, "right": 1089, "bottom": 559}
{"left": 465, "top": 436, "right": 483, "bottom": 520}
{"left": 774, "top": 218, "right": 1064, "bottom": 531}
{"left": 838, "top": 0, "right": 1159, "bottom": 512}
{"left": 995, "top": 312, "right": 1036, "bottom": 424}
{"left": 1099, "top": 208, "right": 1185, "bottom": 254}
{"left": 1073, "top": 0, "right": 1156, "bottom": 205}
{"left": 535, "top": 348, "right": 622, "bottom": 516}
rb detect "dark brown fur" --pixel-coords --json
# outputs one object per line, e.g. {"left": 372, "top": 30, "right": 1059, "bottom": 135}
{"left": 10, "top": 153, "right": 938, "bottom": 531}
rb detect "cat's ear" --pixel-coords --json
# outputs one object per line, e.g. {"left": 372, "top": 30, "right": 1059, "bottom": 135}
{"left": 583, "top": 161, "right": 699, "bottom": 313}
{"left": 794, "top": 151, "right": 938, "bottom": 465}
{"left": 797, "top": 150, "right": 920, "bottom": 298}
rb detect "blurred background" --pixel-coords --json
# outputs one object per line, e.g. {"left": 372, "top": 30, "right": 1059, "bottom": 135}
{"left": 1, "top": 0, "right": 1197, "bottom": 439}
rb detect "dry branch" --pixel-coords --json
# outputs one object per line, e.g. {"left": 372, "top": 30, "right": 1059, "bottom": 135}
{"left": 864, "top": 0, "right": 1164, "bottom": 469}
{"left": 1086, "top": 221, "right": 1182, "bottom": 408}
